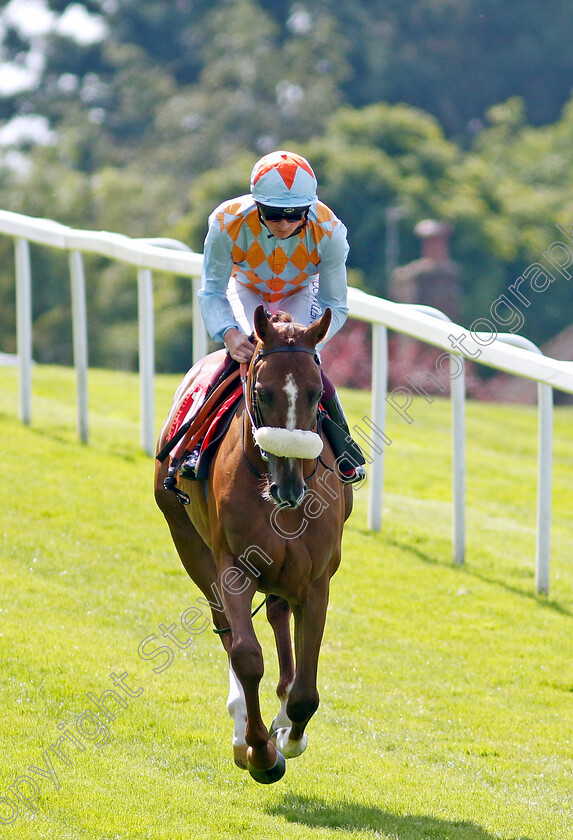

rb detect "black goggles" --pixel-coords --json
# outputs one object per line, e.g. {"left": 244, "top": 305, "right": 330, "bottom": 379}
{"left": 257, "top": 203, "right": 309, "bottom": 223}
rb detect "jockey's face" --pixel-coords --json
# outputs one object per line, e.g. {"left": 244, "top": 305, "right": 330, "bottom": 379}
{"left": 263, "top": 218, "right": 303, "bottom": 239}
{"left": 257, "top": 203, "right": 308, "bottom": 239}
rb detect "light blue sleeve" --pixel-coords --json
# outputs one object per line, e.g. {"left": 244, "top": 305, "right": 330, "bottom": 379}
{"left": 316, "top": 221, "right": 350, "bottom": 348}
{"left": 197, "top": 214, "right": 242, "bottom": 343}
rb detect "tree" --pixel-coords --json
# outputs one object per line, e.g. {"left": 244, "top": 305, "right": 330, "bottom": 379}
{"left": 302, "top": 103, "right": 460, "bottom": 294}
{"left": 444, "top": 96, "right": 573, "bottom": 343}
{"left": 2, "top": 0, "right": 573, "bottom": 367}
{"left": 333, "top": 0, "right": 573, "bottom": 136}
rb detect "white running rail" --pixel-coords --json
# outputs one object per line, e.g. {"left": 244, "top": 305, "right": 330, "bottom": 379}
{"left": 1, "top": 208, "right": 572, "bottom": 594}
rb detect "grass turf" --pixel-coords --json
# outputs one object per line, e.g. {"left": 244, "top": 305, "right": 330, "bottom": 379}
{"left": 0, "top": 364, "right": 572, "bottom": 839}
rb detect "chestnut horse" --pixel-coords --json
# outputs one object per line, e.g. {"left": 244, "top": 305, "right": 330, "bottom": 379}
{"left": 154, "top": 306, "right": 353, "bottom": 784}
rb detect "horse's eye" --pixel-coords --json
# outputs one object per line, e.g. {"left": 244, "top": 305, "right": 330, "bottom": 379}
{"left": 308, "top": 389, "right": 322, "bottom": 405}
{"left": 256, "top": 387, "right": 272, "bottom": 404}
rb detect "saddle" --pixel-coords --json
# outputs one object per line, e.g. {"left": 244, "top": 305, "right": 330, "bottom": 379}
{"left": 156, "top": 360, "right": 242, "bottom": 492}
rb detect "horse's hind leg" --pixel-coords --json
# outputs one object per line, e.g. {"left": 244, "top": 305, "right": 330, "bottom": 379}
{"left": 275, "top": 573, "right": 330, "bottom": 758}
{"left": 265, "top": 596, "right": 296, "bottom": 737}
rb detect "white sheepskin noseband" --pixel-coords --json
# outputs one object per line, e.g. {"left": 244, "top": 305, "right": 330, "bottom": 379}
{"left": 254, "top": 426, "right": 323, "bottom": 459}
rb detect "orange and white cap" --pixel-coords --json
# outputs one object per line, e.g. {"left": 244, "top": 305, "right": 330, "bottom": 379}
{"left": 250, "top": 150, "right": 318, "bottom": 208}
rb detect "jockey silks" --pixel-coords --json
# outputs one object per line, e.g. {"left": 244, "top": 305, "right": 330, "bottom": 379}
{"left": 198, "top": 195, "right": 349, "bottom": 344}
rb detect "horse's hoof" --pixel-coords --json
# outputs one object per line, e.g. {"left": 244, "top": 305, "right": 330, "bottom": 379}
{"left": 247, "top": 749, "right": 286, "bottom": 784}
{"left": 233, "top": 744, "right": 248, "bottom": 770}
{"left": 273, "top": 726, "right": 308, "bottom": 759}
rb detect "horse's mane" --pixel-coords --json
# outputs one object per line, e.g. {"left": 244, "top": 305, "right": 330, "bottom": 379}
{"left": 268, "top": 311, "right": 293, "bottom": 324}
{"left": 266, "top": 310, "right": 305, "bottom": 345}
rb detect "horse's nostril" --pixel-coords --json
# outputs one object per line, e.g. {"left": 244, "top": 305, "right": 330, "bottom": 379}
{"left": 295, "top": 486, "right": 307, "bottom": 508}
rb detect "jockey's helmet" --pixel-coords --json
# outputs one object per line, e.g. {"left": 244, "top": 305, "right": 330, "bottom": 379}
{"left": 250, "top": 150, "right": 318, "bottom": 208}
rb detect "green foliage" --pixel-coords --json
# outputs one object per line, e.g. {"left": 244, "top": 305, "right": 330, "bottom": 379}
{"left": 171, "top": 154, "right": 255, "bottom": 252}
{"left": 335, "top": 0, "right": 573, "bottom": 135}
{"left": 437, "top": 98, "right": 573, "bottom": 340}
{"left": 1, "top": 0, "right": 573, "bottom": 365}
{"left": 303, "top": 104, "right": 459, "bottom": 294}
{"left": 154, "top": 304, "right": 194, "bottom": 373}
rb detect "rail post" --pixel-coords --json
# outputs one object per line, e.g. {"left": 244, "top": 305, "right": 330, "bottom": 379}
{"left": 69, "top": 250, "right": 89, "bottom": 444}
{"left": 15, "top": 237, "right": 32, "bottom": 425}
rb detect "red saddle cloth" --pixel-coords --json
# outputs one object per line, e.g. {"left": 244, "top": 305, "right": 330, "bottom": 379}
{"left": 167, "top": 380, "right": 210, "bottom": 441}
{"left": 195, "top": 384, "right": 243, "bottom": 477}
{"left": 167, "top": 351, "right": 229, "bottom": 442}
{"left": 166, "top": 359, "right": 242, "bottom": 471}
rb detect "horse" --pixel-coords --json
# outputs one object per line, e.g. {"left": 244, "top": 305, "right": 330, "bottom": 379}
{"left": 154, "top": 305, "right": 353, "bottom": 784}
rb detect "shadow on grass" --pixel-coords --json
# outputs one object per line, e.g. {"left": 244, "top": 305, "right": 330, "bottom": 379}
{"left": 386, "top": 534, "right": 573, "bottom": 618}
{"left": 268, "top": 794, "right": 533, "bottom": 840}
{"left": 22, "top": 423, "right": 144, "bottom": 463}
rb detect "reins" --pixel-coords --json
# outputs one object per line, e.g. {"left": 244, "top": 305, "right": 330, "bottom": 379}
{"left": 212, "top": 594, "right": 268, "bottom": 636}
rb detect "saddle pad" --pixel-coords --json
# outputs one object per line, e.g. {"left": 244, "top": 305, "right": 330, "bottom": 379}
{"left": 167, "top": 351, "right": 232, "bottom": 441}
{"left": 168, "top": 381, "right": 209, "bottom": 441}
{"left": 195, "top": 386, "right": 243, "bottom": 479}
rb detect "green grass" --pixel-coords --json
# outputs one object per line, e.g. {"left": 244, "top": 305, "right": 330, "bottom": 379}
{"left": 1, "top": 364, "right": 572, "bottom": 840}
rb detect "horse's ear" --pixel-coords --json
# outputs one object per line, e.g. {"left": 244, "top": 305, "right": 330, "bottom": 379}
{"left": 253, "top": 304, "right": 271, "bottom": 342}
{"left": 306, "top": 307, "right": 332, "bottom": 347}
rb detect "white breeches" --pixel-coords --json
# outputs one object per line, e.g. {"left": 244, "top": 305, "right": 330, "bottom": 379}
{"left": 227, "top": 276, "right": 321, "bottom": 335}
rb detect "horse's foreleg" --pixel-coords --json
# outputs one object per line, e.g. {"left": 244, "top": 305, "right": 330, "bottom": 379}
{"left": 221, "top": 569, "right": 285, "bottom": 783}
{"left": 265, "top": 595, "right": 295, "bottom": 735}
{"left": 227, "top": 662, "right": 248, "bottom": 769}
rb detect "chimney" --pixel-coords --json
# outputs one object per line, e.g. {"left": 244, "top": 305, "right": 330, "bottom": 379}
{"left": 414, "top": 219, "right": 452, "bottom": 262}
{"left": 390, "top": 219, "right": 459, "bottom": 321}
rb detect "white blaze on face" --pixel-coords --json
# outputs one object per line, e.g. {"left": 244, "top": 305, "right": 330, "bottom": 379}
{"left": 253, "top": 370, "right": 323, "bottom": 459}
{"left": 283, "top": 373, "right": 298, "bottom": 431}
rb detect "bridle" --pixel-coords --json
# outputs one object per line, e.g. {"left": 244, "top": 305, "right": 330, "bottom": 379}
{"left": 240, "top": 343, "right": 322, "bottom": 481}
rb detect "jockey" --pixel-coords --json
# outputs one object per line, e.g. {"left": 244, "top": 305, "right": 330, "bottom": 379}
{"left": 182, "top": 150, "right": 366, "bottom": 484}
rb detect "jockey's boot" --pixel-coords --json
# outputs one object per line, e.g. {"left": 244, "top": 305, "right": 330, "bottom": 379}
{"left": 321, "top": 392, "right": 367, "bottom": 485}
{"left": 179, "top": 446, "right": 201, "bottom": 480}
